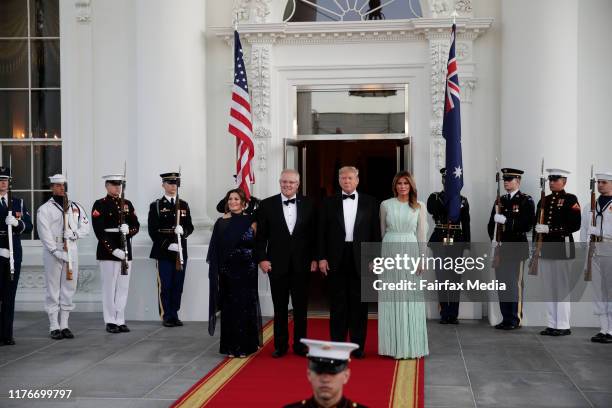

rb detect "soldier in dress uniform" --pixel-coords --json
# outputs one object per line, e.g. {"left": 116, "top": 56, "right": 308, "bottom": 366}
{"left": 0, "top": 166, "right": 33, "bottom": 345}
{"left": 91, "top": 174, "right": 140, "bottom": 334}
{"left": 37, "top": 174, "right": 90, "bottom": 339}
{"left": 427, "top": 168, "right": 471, "bottom": 324}
{"left": 487, "top": 168, "right": 535, "bottom": 330}
{"left": 580, "top": 171, "right": 612, "bottom": 343}
{"left": 148, "top": 172, "right": 194, "bottom": 327}
{"left": 284, "top": 339, "right": 367, "bottom": 408}
{"left": 534, "top": 168, "right": 581, "bottom": 336}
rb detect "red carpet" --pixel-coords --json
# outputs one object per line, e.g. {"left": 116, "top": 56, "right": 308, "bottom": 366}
{"left": 173, "top": 316, "right": 424, "bottom": 407}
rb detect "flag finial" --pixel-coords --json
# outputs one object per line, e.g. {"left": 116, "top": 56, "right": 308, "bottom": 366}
{"left": 451, "top": 10, "right": 458, "bottom": 25}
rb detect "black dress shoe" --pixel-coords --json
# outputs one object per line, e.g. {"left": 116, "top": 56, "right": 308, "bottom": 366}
{"left": 50, "top": 330, "right": 63, "bottom": 340}
{"left": 61, "top": 328, "right": 74, "bottom": 339}
{"left": 553, "top": 329, "right": 571, "bottom": 336}
{"left": 4, "top": 338, "right": 16, "bottom": 345}
{"left": 603, "top": 334, "right": 612, "bottom": 344}
{"left": 174, "top": 319, "right": 183, "bottom": 326}
{"left": 118, "top": 324, "right": 130, "bottom": 333}
{"left": 503, "top": 324, "right": 521, "bottom": 331}
{"left": 439, "top": 318, "right": 449, "bottom": 324}
{"left": 540, "top": 327, "right": 555, "bottom": 336}
{"left": 162, "top": 320, "right": 175, "bottom": 327}
{"left": 293, "top": 346, "right": 308, "bottom": 357}
{"left": 447, "top": 317, "right": 459, "bottom": 325}
{"left": 351, "top": 349, "right": 365, "bottom": 359}
{"left": 591, "top": 332, "right": 606, "bottom": 343}
{"left": 106, "top": 323, "right": 120, "bottom": 334}
{"left": 494, "top": 322, "right": 507, "bottom": 330}
{"left": 272, "top": 349, "right": 287, "bottom": 358}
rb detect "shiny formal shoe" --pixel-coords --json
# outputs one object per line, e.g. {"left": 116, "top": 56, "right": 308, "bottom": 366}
{"left": 494, "top": 322, "right": 507, "bottom": 330}
{"left": 118, "top": 324, "right": 130, "bottom": 333}
{"left": 439, "top": 318, "right": 449, "bottom": 324}
{"left": 106, "top": 323, "right": 120, "bottom": 334}
{"left": 591, "top": 332, "right": 606, "bottom": 343}
{"left": 447, "top": 317, "right": 459, "bottom": 325}
{"left": 350, "top": 349, "right": 365, "bottom": 359}
{"left": 49, "top": 330, "right": 63, "bottom": 340}
{"left": 61, "top": 328, "right": 74, "bottom": 339}
{"left": 174, "top": 319, "right": 184, "bottom": 327}
{"left": 162, "top": 320, "right": 175, "bottom": 327}
{"left": 540, "top": 327, "right": 555, "bottom": 336}
{"left": 4, "top": 338, "right": 16, "bottom": 345}
{"left": 503, "top": 324, "right": 521, "bottom": 331}
{"left": 293, "top": 345, "right": 308, "bottom": 357}
{"left": 271, "top": 349, "right": 287, "bottom": 358}
{"left": 552, "top": 329, "right": 571, "bottom": 336}
{"left": 602, "top": 334, "right": 612, "bottom": 344}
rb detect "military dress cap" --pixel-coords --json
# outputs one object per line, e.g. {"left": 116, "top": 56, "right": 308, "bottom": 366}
{"left": 596, "top": 171, "right": 612, "bottom": 181}
{"left": 49, "top": 174, "right": 66, "bottom": 184}
{"left": 546, "top": 168, "right": 571, "bottom": 180}
{"left": 501, "top": 168, "right": 524, "bottom": 179}
{"left": 102, "top": 174, "right": 125, "bottom": 185}
{"left": 301, "top": 339, "right": 359, "bottom": 374}
{"left": 160, "top": 172, "right": 180, "bottom": 185}
{"left": 0, "top": 166, "right": 10, "bottom": 179}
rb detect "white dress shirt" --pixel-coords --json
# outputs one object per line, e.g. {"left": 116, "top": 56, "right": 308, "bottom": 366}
{"left": 506, "top": 189, "right": 519, "bottom": 200}
{"left": 281, "top": 194, "right": 297, "bottom": 235}
{"left": 164, "top": 195, "right": 177, "bottom": 205}
{"left": 342, "top": 190, "right": 358, "bottom": 242}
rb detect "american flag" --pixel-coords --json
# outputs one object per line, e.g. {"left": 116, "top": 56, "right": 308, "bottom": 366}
{"left": 442, "top": 23, "right": 463, "bottom": 222}
{"left": 228, "top": 30, "right": 255, "bottom": 199}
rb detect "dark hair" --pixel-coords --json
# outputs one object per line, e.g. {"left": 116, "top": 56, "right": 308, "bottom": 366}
{"left": 224, "top": 188, "right": 248, "bottom": 213}
{"left": 392, "top": 171, "right": 419, "bottom": 209}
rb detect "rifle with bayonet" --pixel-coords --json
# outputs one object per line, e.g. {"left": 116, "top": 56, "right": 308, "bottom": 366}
{"left": 175, "top": 167, "right": 184, "bottom": 272}
{"left": 119, "top": 163, "right": 129, "bottom": 275}
{"left": 62, "top": 177, "right": 74, "bottom": 281}
{"left": 492, "top": 160, "right": 502, "bottom": 269}
{"left": 585, "top": 165, "right": 598, "bottom": 282}
{"left": 529, "top": 158, "right": 546, "bottom": 276}
{"left": 7, "top": 157, "right": 15, "bottom": 282}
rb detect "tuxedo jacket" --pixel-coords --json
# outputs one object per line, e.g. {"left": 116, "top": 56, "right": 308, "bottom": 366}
{"left": 317, "top": 192, "right": 381, "bottom": 272}
{"left": 255, "top": 194, "right": 316, "bottom": 274}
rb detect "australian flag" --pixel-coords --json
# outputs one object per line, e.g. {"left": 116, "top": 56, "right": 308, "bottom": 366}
{"left": 442, "top": 24, "right": 463, "bottom": 222}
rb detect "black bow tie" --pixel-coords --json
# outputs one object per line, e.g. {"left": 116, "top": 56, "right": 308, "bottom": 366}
{"left": 283, "top": 198, "right": 296, "bottom": 206}
{"left": 342, "top": 194, "right": 355, "bottom": 200}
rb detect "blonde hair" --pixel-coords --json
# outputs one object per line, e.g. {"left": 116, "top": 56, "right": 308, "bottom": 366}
{"left": 338, "top": 166, "right": 359, "bottom": 177}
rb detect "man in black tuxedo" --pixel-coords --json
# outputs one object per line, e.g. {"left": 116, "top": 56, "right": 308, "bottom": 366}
{"left": 256, "top": 169, "right": 317, "bottom": 358}
{"left": 317, "top": 166, "right": 381, "bottom": 358}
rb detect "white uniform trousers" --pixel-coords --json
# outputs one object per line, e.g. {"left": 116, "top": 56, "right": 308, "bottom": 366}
{"left": 44, "top": 250, "right": 78, "bottom": 331}
{"left": 99, "top": 260, "right": 131, "bottom": 325}
{"left": 592, "top": 256, "right": 612, "bottom": 335}
{"left": 540, "top": 258, "right": 572, "bottom": 330}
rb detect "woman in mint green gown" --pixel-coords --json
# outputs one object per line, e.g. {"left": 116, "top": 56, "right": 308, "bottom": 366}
{"left": 378, "top": 171, "right": 429, "bottom": 359}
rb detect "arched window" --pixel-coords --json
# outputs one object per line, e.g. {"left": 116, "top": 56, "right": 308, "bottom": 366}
{"left": 283, "top": 0, "right": 422, "bottom": 22}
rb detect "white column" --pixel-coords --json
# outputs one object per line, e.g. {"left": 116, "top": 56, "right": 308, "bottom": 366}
{"left": 500, "top": 0, "right": 579, "bottom": 193}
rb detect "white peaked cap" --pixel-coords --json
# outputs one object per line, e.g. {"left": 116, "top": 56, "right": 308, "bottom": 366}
{"left": 300, "top": 339, "right": 359, "bottom": 361}
{"left": 546, "top": 168, "right": 571, "bottom": 177}
{"left": 596, "top": 171, "right": 612, "bottom": 181}
{"left": 49, "top": 174, "right": 66, "bottom": 184}
{"left": 102, "top": 174, "right": 125, "bottom": 182}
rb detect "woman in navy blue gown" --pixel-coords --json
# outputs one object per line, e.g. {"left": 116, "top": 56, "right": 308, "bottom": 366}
{"left": 207, "top": 188, "right": 262, "bottom": 357}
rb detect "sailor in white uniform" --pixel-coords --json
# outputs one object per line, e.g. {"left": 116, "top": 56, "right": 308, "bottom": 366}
{"left": 581, "top": 171, "right": 612, "bottom": 344}
{"left": 37, "top": 174, "right": 90, "bottom": 340}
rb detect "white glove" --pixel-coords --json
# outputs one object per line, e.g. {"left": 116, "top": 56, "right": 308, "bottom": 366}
{"left": 119, "top": 224, "right": 129, "bottom": 234}
{"left": 64, "top": 229, "right": 78, "bottom": 241}
{"left": 494, "top": 214, "right": 506, "bottom": 225}
{"left": 168, "top": 243, "right": 179, "bottom": 252}
{"left": 5, "top": 215, "right": 18, "bottom": 227}
{"left": 588, "top": 225, "right": 602, "bottom": 237}
{"left": 112, "top": 249, "right": 126, "bottom": 260}
{"left": 174, "top": 225, "right": 184, "bottom": 235}
{"left": 53, "top": 250, "right": 69, "bottom": 262}
{"left": 535, "top": 224, "right": 549, "bottom": 234}
{"left": 0, "top": 248, "right": 9, "bottom": 258}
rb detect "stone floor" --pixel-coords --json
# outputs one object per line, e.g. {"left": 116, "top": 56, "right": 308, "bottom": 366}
{"left": 0, "top": 312, "right": 610, "bottom": 407}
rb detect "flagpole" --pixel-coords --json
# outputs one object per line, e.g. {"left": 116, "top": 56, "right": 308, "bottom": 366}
{"left": 233, "top": 12, "right": 239, "bottom": 186}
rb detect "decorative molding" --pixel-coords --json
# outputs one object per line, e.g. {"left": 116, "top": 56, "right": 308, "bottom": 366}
{"left": 254, "top": 128, "right": 271, "bottom": 170}
{"left": 250, "top": 46, "right": 271, "bottom": 122}
{"left": 254, "top": 127, "right": 272, "bottom": 139}
{"left": 459, "top": 77, "right": 476, "bottom": 104}
{"left": 433, "top": 136, "right": 446, "bottom": 171}
{"left": 429, "top": 39, "right": 448, "bottom": 139}
{"left": 455, "top": 41, "right": 470, "bottom": 61}
{"left": 233, "top": 0, "right": 272, "bottom": 24}
{"left": 213, "top": 18, "right": 493, "bottom": 45}
{"left": 428, "top": 0, "right": 453, "bottom": 18}
{"left": 18, "top": 266, "right": 97, "bottom": 293}
{"left": 454, "top": 0, "right": 473, "bottom": 16}
{"left": 75, "top": 0, "right": 92, "bottom": 23}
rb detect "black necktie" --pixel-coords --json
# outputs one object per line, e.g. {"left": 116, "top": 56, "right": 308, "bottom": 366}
{"left": 506, "top": 193, "right": 511, "bottom": 200}
{"left": 170, "top": 198, "right": 175, "bottom": 206}
{"left": 283, "top": 198, "right": 296, "bottom": 206}
{"left": 342, "top": 194, "right": 355, "bottom": 200}
{"left": 1, "top": 197, "right": 5, "bottom": 208}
